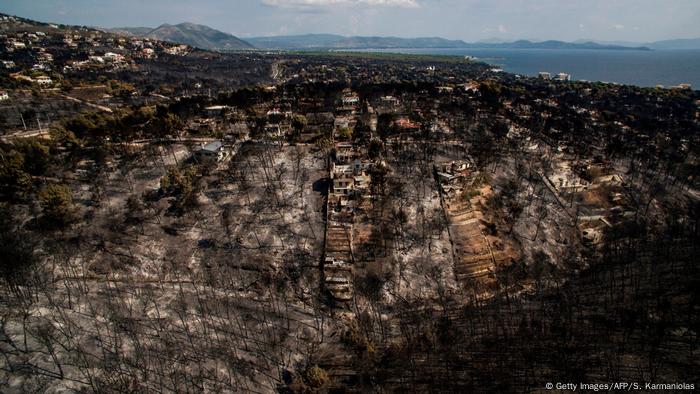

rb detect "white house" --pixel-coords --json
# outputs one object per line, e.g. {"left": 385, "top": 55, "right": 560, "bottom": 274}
{"left": 195, "top": 140, "right": 227, "bottom": 162}
{"left": 89, "top": 56, "right": 105, "bottom": 64}
{"left": 204, "top": 105, "right": 230, "bottom": 117}
{"left": 35, "top": 76, "right": 52, "bottom": 86}
{"left": 342, "top": 94, "right": 360, "bottom": 107}
{"left": 104, "top": 52, "right": 123, "bottom": 62}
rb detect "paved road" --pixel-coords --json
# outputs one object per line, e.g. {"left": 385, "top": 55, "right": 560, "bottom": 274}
{"left": 59, "top": 93, "right": 113, "bottom": 113}
{"left": 1, "top": 128, "right": 50, "bottom": 141}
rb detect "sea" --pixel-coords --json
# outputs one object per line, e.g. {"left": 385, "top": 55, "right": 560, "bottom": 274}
{"left": 363, "top": 48, "right": 700, "bottom": 89}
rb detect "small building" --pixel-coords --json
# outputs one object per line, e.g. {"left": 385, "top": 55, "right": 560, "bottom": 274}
{"left": 332, "top": 176, "right": 354, "bottom": 195}
{"left": 330, "top": 162, "right": 354, "bottom": 178}
{"left": 462, "top": 82, "right": 479, "bottom": 92}
{"left": 103, "top": 52, "right": 124, "bottom": 62}
{"left": 195, "top": 140, "right": 227, "bottom": 162}
{"left": 353, "top": 173, "right": 371, "bottom": 191}
{"left": 188, "top": 119, "right": 217, "bottom": 134}
{"left": 38, "top": 52, "right": 53, "bottom": 63}
{"left": 203, "top": 105, "right": 230, "bottom": 117}
{"left": 437, "top": 172, "right": 458, "bottom": 183}
{"left": 264, "top": 123, "right": 285, "bottom": 137}
{"left": 34, "top": 76, "right": 52, "bottom": 86}
{"left": 342, "top": 93, "right": 360, "bottom": 107}
{"left": 334, "top": 142, "right": 355, "bottom": 164}
{"left": 0, "top": 91, "right": 9, "bottom": 101}
{"left": 89, "top": 56, "right": 105, "bottom": 64}
{"left": 538, "top": 72, "right": 551, "bottom": 80}
{"left": 353, "top": 159, "right": 373, "bottom": 173}
{"left": 593, "top": 174, "right": 623, "bottom": 186}
{"left": 670, "top": 83, "right": 692, "bottom": 90}
{"left": 437, "top": 161, "right": 470, "bottom": 184}
{"left": 266, "top": 108, "right": 289, "bottom": 118}
{"left": 380, "top": 96, "right": 399, "bottom": 107}
{"left": 556, "top": 73, "right": 571, "bottom": 82}
{"left": 394, "top": 117, "right": 420, "bottom": 131}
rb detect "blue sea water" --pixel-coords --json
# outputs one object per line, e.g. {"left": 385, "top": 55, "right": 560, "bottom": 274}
{"left": 368, "top": 48, "right": 700, "bottom": 88}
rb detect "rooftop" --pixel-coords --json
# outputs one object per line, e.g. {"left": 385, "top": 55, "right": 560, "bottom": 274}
{"left": 204, "top": 105, "right": 229, "bottom": 111}
{"left": 201, "top": 140, "right": 223, "bottom": 152}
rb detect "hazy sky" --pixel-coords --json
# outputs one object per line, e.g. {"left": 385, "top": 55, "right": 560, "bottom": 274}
{"left": 1, "top": 0, "right": 699, "bottom": 42}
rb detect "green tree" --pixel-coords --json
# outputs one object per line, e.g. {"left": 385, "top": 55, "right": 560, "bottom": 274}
{"left": 38, "top": 184, "right": 74, "bottom": 227}
{"left": 64, "top": 114, "right": 98, "bottom": 139}
{"left": 154, "top": 113, "right": 182, "bottom": 138}
{"left": 160, "top": 165, "right": 200, "bottom": 211}
{"left": 291, "top": 114, "right": 307, "bottom": 135}
{"left": 341, "top": 320, "right": 376, "bottom": 355}
{"left": 49, "top": 124, "right": 80, "bottom": 149}
{"left": 479, "top": 80, "right": 504, "bottom": 108}
{"left": 0, "top": 150, "right": 32, "bottom": 195}
{"left": 15, "top": 138, "right": 50, "bottom": 175}
{"left": 304, "top": 365, "right": 329, "bottom": 389}
{"left": 336, "top": 126, "right": 352, "bottom": 141}
{"left": 107, "top": 80, "right": 136, "bottom": 98}
{"left": 314, "top": 137, "right": 333, "bottom": 156}
{"left": 161, "top": 166, "right": 196, "bottom": 196}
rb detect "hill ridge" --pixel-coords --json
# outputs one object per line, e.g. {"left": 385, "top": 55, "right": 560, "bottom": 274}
{"left": 107, "top": 22, "right": 254, "bottom": 51}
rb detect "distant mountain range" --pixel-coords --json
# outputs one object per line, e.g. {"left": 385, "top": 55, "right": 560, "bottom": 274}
{"left": 645, "top": 38, "right": 700, "bottom": 50}
{"left": 246, "top": 34, "right": 472, "bottom": 49}
{"left": 470, "top": 40, "right": 650, "bottom": 51}
{"left": 576, "top": 38, "right": 700, "bottom": 50}
{"left": 245, "top": 34, "right": 346, "bottom": 50}
{"left": 246, "top": 34, "right": 651, "bottom": 51}
{"left": 106, "top": 23, "right": 254, "bottom": 51}
{"left": 104, "top": 21, "right": 700, "bottom": 52}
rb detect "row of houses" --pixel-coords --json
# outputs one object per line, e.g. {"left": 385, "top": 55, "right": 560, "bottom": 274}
{"left": 330, "top": 143, "right": 374, "bottom": 196}
{"left": 539, "top": 72, "right": 572, "bottom": 82}
{"left": 436, "top": 159, "right": 519, "bottom": 282}
{"left": 324, "top": 141, "right": 380, "bottom": 305}
{"left": 1, "top": 22, "right": 193, "bottom": 92}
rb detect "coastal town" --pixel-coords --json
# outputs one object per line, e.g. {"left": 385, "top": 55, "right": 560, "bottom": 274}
{"left": 0, "top": 12, "right": 699, "bottom": 393}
